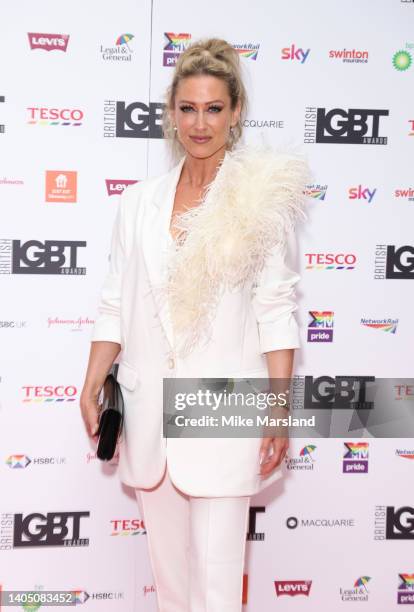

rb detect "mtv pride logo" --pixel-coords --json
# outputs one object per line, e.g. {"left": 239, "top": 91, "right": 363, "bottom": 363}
{"left": 163, "top": 33, "right": 191, "bottom": 66}
{"left": 281, "top": 44, "right": 310, "bottom": 63}
{"left": 275, "top": 580, "right": 312, "bottom": 597}
{"left": 28, "top": 32, "right": 70, "bottom": 52}
{"left": 307, "top": 311, "right": 333, "bottom": 342}
{"left": 105, "top": 179, "right": 138, "bottom": 196}
{"left": 343, "top": 442, "right": 369, "bottom": 473}
{"left": 398, "top": 573, "right": 414, "bottom": 604}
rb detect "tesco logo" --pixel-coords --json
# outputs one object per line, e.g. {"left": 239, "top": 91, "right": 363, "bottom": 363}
{"left": 27, "top": 107, "right": 84, "bottom": 125}
{"left": 305, "top": 253, "right": 357, "bottom": 269}
{"left": 22, "top": 385, "right": 78, "bottom": 402}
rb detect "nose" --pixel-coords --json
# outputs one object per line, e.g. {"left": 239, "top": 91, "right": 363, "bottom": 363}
{"left": 194, "top": 110, "right": 207, "bottom": 130}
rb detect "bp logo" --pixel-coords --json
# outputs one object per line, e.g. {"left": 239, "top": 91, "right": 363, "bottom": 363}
{"left": 392, "top": 50, "right": 412, "bottom": 71}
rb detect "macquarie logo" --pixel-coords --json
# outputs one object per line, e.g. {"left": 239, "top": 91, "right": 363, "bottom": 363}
{"left": 374, "top": 505, "right": 414, "bottom": 540}
{"left": 281, "top": 44, "right": 310, "bottom": 63}
{"left": 360, "top": 317, "right": 398, "bottom": 333}
{"left": 305, "top": 252, "right": 356, "bottom": 270}
{"left": 275, "top": 580, "right": 312, "bottom": 597}
{"left": 27, "top": 107, "right": 83, "bottom": 126}
{"left": 398, "top": 574, "right": 414, "bottom": 604}
{"left": 45, "top": 170, "right": 77, "bottom": 203}
{"left": 105, "top": 179, "right": 138, "bottom": 196}
{"left": 374, "top": 244, "right": 414, "bottom": 279}
{"left": 348, "top": 185, "right": 377, "bottom": 203}
{"left": 286, "top": 515, "right": 355, "bottom": 529}
{"left": 103, "top": 100, "right": 164, "bottom": 138}
{"left": 304, "top": 183, "right": 328, "bottom": 200}
{"left": 328, "top": 48, "right": 369, "bottom": 63}
{"left": 232, "top": 43, "right": 260, "bottom": 60}
{"left": 28, "top": 32, "right": 70, "bottom": 52}
{"left": 304, "top": 106, "right": 389, "bottom": 145}
{"left": 0, "top": 239, "right": 86, "bottom": 275}
{"left": 163, "top": 33, "right": 191, "bottom": 66}
{"left": 343, "top": 442, "right": 369, "bottom": 473}
{"left": 307, "top": 311, "right": 333, "bottom": 342}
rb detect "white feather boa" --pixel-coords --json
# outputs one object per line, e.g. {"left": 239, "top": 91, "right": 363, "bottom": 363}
{"left": 161, "top": 144, "right": 312, "bottom": 358}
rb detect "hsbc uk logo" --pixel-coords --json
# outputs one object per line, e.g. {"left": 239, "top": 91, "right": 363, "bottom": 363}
{"left": 28, "top": 32, "right": 70, "bottom": 52}
{"left": 304, "top": 106, "right": 389, "bottom": 145}
{"left": 0, "top": 239, "right": 86, "bottom": 275}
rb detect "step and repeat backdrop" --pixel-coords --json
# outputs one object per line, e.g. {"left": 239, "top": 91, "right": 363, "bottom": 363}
{"left": 1, "top": 0, "right": 413, "bottom": 610}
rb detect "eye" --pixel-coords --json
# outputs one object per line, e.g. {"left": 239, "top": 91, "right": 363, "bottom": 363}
{"left": 208, "top": 105, "right": 223, "bottom": 113}
{"left": 179, "top": 105, "right": 194, "bottom": 112}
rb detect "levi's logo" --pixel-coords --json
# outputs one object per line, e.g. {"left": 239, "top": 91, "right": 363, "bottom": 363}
{"left": 28, "top": 32, "right": 70, "bottom": 52}
{"left": 105, "top": 179, "right": 138, "bottom": 196}
{"left": 274, "top": 580, "right": 312, "bottom": 597}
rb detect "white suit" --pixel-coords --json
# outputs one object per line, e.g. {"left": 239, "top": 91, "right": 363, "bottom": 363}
{"left": 91, "top": 150, "right": 302, "bottom": 497}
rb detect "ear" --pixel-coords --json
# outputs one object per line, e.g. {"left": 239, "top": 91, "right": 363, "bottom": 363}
{"left": 231, "top": 99, "right": 242, "bottom": 127}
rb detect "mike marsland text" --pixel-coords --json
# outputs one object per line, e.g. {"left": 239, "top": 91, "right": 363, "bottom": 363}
{"left": 172, "top": 414, "right": 316, "bottom": 428}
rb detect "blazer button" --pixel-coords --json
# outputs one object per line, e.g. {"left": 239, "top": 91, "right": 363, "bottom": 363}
{"left": 168, "top": 357, "right": 175, "bottom": 369}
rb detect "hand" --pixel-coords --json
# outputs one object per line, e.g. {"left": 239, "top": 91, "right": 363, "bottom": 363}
{"left": 80, "top": 388, "right": 101, "bottom": 440}
{"left": 258, "top": 436, "right": 289, "bottom": 478}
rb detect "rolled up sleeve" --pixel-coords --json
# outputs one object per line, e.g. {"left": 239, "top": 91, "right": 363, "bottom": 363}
{"left": 251, "top": 228, "right": 301, "bottom": 353}
{"left": 90, "top": 193, "right": 127, "bottom": 345}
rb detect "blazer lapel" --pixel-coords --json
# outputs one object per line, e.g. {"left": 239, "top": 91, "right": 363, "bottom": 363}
{"left": 141, "top": 155, "right": 186, "bottom": 351}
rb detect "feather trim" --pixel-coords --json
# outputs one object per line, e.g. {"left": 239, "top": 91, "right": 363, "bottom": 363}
{"left": 160, "top": 143, "right": 312, "bottom": 358}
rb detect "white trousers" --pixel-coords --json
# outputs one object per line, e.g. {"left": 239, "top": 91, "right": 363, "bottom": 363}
{"left": 135, "top": 465, "right": 250, "bottom": 612}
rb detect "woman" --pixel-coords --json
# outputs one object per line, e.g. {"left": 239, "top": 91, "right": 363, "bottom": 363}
{"left": 81, "top": 38, "right": 310, "bottom": 612}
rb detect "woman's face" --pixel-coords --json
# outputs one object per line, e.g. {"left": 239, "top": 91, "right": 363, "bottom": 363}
{"left": 170, "top": 74, "right": 241, "bottom": 160}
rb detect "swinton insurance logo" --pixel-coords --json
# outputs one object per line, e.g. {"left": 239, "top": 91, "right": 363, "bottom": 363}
{"left": 398, "top": 574, "right": 414, "bottom": 604}
{"left": 328, "top": 48, "right": 369, "bottom": 63}
{"left": 304, "top": 107, "right": 389, "bottom": 145}
{"left": 103, "top": 100, "right": 164, "bottom": 138}
{"left": 374, "top": 244, "right": 414, "bottom": 279}
{"left": 305, "top": 252, "right": 356, "bottom": 270}
{"left": 27, "top": 33, "right": 70, "bottom": 52}
{"left": 281, "top": 44, "right": 310, "bottom": 63}
{"left": 343, "top": 442, "right": 369, "bottom": 473}
{"left": 395, "top": 187, "right": 414, "bottom": 202}
{"left": 27, "top": 107, "right": 83, "bottom": 126}
{"left": 105, "top": 179, "right": 138, "bottom": 196}
{"left": 307, "top": 311, "right": 334, "bottom": 342}
{"left": 0, "top": 239, "right": 86, "bottom": 275}
{"left": 163, "top": 33, "right": 191, "bottom": 66}
{"left": 274, "top": 580, "right": 312, "bottom": 597}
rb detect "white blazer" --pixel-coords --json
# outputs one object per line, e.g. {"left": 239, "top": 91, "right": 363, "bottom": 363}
{"left": 91, "top": 152, "right": 301, "bottom": 496}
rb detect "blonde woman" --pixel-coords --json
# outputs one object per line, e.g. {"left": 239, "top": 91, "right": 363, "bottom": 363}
{"left": 81, "top": 38, "right": 310, "bottom": 612}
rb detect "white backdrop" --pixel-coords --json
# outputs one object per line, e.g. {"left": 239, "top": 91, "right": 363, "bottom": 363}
{"left": 1, "top": 0, "right": 413, "bottom": 609}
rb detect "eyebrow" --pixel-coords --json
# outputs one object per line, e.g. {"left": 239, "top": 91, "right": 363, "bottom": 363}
{"left": 178, "top": 99, "right": 225, "bottom": 105}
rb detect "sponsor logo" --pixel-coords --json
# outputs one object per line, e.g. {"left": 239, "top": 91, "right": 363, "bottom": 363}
{"left": 232, "top": 43, "right": 260, "bottom": 60}
{"left": 27, "top": 32, "right": 70, "bottom": 52}
{"left": 110, "top": 518, "right": 146, "bottom": 536}
{"left": 328, "top": 48, "right": 369, "bottom": 63}
{"left": 22, "top": 385, "right": 78, "bottom": 403}
{"left": 396, "top": 449, "right": 414, "bottom": 459}
{"left": 305, "top": 183, "right": 328, "bottom": 200}
{"left": 242, "top": 118, "right": 284, "bottom": 129}
{"left": 0, "top": 177, "right": 24, "bottom": 186}
{"left": 8, "top": 511, "right": 89, "bottom": 547}
{"left": 247, "top": 506, "right": 265, "bottom": 541}
{"left": 360, "top": 317, "right": 398, "bottom": 333}
{"left": 374, "top": 244, "right": 414, "bottom": 279}
{"left": 0, "top": 320, "right": 27, "bottom": 328}
{"left": 340, "top": 576, "right": 371, "bottom": 602}
{"left": 105, "top": 179, "right": 138, "bottom": 196}
{"left": 286, "top": 515, "right": 355, "bottom": 528}
{"left": 304, "top": 106, "right": 389, "bottom": 145}
{"left": 143, "top": 585, "right": 156, "bottom": 597}
{"left": 304, "top": 376, "right": 375, "bottom": 410}
{"left": 28, "top": 107, "right": 83, "bottom": 126}
{"left": 392, "top": 45, "right": 414, "bottom": 71}
{"left": 6, "top": 455, "right": 66, "bottom": 467}
{"left": 395, "top": 187, "right": 414, "bottom": 202}
{"left": 45, "top": 170, "right": 77, "bottom": 203}
{"left": 86, "top": 449, "right": 119, "bottom": 464}
{"left": 348, "top": 185, "right": 376, "bottom": 203}
{"left": 100, "top": 33, "right": 134, "bottom": 61}
{"left": 394, "top": 384, "right": 414, "bottom": 401}
{"left": 281, "top": 44, "right": 310, "bottom": 63}
{"left": 398, "top": 574, "right": 414, "bottom": 604}
{"left": 275, "top": 580, "right": 312, "bottom": 597}
{"left": 307, "top": 311, "right": 333, "bottom": 342}
{"left": 343, "top": 442, "right": 369, "bottom": 473}
{"left": 103, "top": 100, "right": 164, "bottom": 138}
{"left": 375, "top": 505, "right": 414, "bottom": 540}
{"left": 0, "top": 239, "right": 86, "bottom": 275}
{"left": 47, "top": 316, "right": 94, "bottom": 331}
{"left": 285, "top": 444, "right": 317, "bottom": 470}
{"left": 305, "top": 252, "right": 356, "bottom": 270}
{"left": 163, "top": 33, "right": 191, "bottom": 66}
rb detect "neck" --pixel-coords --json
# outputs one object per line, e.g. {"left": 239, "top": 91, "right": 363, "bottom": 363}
{"left": 180, "top": 146, "right": 227, "bottom": 188}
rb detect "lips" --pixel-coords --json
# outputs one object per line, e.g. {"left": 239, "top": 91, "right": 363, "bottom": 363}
{"left": 190, "top": 136, "right": 211, "bottom": 144}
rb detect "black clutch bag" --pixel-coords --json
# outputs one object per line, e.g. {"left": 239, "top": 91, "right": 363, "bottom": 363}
{"left": 96, "top": 363, "right": 124, "bottom": 461}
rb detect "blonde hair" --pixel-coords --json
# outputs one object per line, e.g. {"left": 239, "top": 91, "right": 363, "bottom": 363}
{"left": 162, "top": 37, "right": 248, "bottom": 162}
